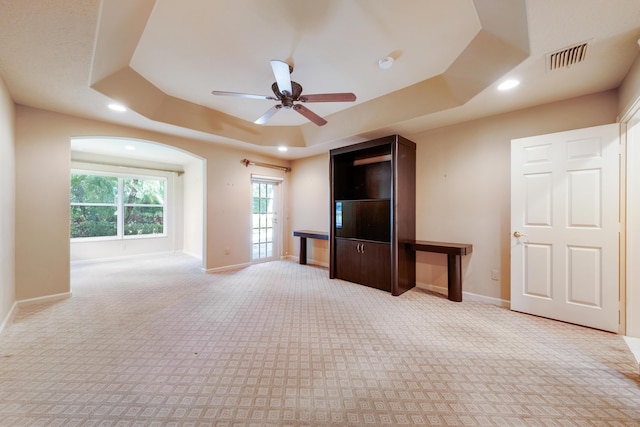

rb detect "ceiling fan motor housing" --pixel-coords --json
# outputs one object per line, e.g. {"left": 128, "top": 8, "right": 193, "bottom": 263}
{"left": 272, "top": 81, "right": 303, "bottom": 108}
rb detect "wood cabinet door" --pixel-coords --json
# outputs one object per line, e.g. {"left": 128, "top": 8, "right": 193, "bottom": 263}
{"left": 335, "top": 238, "right": 361, "bottom": 284}
{"left": 359, "top": 241, "right": 391, "bottom": 292}
{"left": 335, "top": 239, "right": 391, "bottom": 292}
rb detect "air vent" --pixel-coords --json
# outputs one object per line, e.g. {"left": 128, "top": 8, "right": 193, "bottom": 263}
{"left": 546, "top": 42, "right": 589, "bottom": 71}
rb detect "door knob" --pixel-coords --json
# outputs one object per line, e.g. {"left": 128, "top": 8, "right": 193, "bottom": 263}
{"left": 513, "top": 231, "right": 527, "bottom": 238}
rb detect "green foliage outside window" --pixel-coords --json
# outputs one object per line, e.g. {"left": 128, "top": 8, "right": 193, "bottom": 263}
{"left": 70, "top": 205, "right": 117, "bottom": 238}
{"left": 123, "top": 178, "right": 165, "bottom": 236}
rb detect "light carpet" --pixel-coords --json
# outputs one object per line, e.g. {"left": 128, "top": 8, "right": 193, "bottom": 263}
{"left": 1, "top": 253, "right": 639, "bottom": 426}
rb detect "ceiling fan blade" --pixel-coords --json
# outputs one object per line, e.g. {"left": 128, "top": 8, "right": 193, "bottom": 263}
{"left": 212, "top": 91, "right": 276, "bottom": 100}
{"left": 270, "top": 60, "right": 292, "bottom": 95}
{"left": 254, "top": 105, "right": 282, "bottom": 125}
{"left": 293, "top": 104, "right": 327, "bottom": 126}
{"left": 299, "top": 93, "right": 356, "bottom": 103}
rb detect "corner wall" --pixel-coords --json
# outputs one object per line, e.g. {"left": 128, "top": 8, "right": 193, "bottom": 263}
{"left": 412, "top": 90, "right": 618, "bottom": 303}
{"left": 0, "top": 74, "right": 16, "bottom": 328}
{"left": 620, "top": 54, "right": 640, "bottom": 117}
{"left": 288, "top": 154, "right": 330, "bottom": 266}
{"left": 287, "top": 91, "right": 619, "bottom": 303}
{"left": 14, "top": 105, "right": 291, "bottom": 300}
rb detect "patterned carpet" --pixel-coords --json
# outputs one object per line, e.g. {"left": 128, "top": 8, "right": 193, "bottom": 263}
{"left": 1, "top": 254, "right": 639, "bottom": 426}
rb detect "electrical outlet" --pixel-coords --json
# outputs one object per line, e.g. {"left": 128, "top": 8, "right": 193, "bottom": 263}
{"left": 224, "top": 247, "right": 230, "bottom": 255}
{"left": 491, "top": 270, "right": 500, "bottom": 281}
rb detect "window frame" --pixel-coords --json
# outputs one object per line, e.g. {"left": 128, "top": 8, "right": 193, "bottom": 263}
{"left": 70, "top": 169, "right": 168, "bottom": 241}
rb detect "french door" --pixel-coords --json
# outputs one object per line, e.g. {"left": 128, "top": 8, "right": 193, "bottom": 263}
{"left": 251, "top": 177, "right": 281, "bottom": 262}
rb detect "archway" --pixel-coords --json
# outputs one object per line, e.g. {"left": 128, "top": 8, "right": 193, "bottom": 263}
{"left": 69, "top": 137, "right": 205, "bottom": 264}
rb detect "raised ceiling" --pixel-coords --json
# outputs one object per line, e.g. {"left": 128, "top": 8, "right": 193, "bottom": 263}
{"left": 1, "top": 0, "right": 639, "bottom": 159}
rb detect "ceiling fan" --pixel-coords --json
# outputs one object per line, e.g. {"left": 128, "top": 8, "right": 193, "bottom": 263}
{"left": 212, "top": 60, "right": 356, "bottom": 126}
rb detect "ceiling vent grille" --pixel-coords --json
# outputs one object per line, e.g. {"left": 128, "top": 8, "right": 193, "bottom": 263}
{"left": 547, "top": 42, "right": 589, "bottom": 71}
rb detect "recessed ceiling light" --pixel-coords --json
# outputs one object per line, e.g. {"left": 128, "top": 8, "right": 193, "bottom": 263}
{"left": 278, "top": 146, "right": 288, "bottom": 152}
{"left": 124, "top": 145, "right": 136, "bottom": 151}
{"left": 108, "top": 103, "right": 127, "bottom": 112}
{"left": 498, "top": 79, "right": 520, "bottom": 91}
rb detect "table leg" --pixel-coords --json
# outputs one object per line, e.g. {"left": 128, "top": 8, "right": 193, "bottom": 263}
{"left": 447, "top": 254, "right": 462, "bottom": 302}
{"left": 299, "top": 237, "right": 307, "bottom": 265}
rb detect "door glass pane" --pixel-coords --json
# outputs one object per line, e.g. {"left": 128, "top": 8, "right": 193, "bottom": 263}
{"left": 251, "top": 180, "right": 277, "bottom": 261}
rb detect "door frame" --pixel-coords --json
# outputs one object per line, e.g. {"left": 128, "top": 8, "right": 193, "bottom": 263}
{"left": 621, "top": 98, "right": 640, "bottom": 337}
{"left": 250, "top": 174, "right": 283, "bottom": 263}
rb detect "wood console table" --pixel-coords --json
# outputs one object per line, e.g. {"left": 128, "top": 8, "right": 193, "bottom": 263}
{"left": 406, "top": 240, "right": 473, "bottom": 302}
{"left": 293, "top": 230, "right": 328, "bottom": 265}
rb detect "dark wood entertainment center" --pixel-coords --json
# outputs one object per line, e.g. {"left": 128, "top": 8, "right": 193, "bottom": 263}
{"left": 329, "top": 135, "right": 416, "bottom": 296}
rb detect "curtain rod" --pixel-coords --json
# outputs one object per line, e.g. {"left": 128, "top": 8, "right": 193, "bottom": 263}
{"left": 242, "top": 158, "right": 291, "bottom": 172}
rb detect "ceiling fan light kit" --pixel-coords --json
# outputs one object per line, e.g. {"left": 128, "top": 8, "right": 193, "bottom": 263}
{"left": 212, "top": 60, "right": 356, "bottom": 126}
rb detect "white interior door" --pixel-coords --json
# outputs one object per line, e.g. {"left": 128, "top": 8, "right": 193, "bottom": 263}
{"left": 510, "top": 124, "right": 620, "bottom": 332}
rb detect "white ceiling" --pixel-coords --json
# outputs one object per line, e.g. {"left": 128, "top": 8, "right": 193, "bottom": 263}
{"left": 1, "top": 0, "right": 639, "bottom": 163}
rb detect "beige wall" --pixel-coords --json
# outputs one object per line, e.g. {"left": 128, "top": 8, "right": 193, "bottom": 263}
{"left": 412, "top": 90, "right": 618, "bottom": 303}
{"left": 286, "top": 91, "right": 618, "bottom": 303}
{"left": 288, "top": 154, "right": 330, "bottom": 266}
{"left": 0, "top": 74, "right": 16, "bottom": 327}
{"left": 14, "top": 105, "right": 291, "bottom": 300}
{"left": 286, "top": 92, "right": 619, "bottom": 302}
{"left": 620, "top": 55, "right": 640, "bottom": 119}
{"left": 182, "top": 158, "right": 205, "bottom": 259}
{"left": 15, "top": 108, "right": 72, "bottom": 300}
{"left": 8, "top": 86, "right": 636, "bottom": 308}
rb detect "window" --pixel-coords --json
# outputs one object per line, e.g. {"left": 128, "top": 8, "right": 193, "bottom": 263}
{"left": 70, "top": 174, "right": 118, "bottom": 238}
{"left": 70, "top": 172, "right": 166, "bottom": 239}
{"left": 122, "top": 177, "right": 165, "bottom": 236}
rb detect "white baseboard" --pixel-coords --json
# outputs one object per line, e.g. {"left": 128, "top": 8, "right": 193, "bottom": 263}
{"left": 18, "top": 292, "right": 72, "bottom": 307}
{"left": 204, "top": 262, "right": 251, "bottom": 273}
{"left": 623, "top": 336, "right": 640, "bottom": 375}
{"left": 306, "top": 259, "right": 329, "bottom": 268}
{"left": 70, "top": 250, "right": 182, "bottom": 266}
{"left": 0, "top": 301, "right": 18, "bottom": 335}
{"left": 180, "top": 249, "right": 203, "bottom": 260}
{"left": 286, "top": 255, "right": 328, "bottom": 268}
{"left": 463, "top": 291, "right": 510, "bottom": 308}
{"left": 2, "top": 292, "right": 73, "bottom": 335}
{"left": 415, "top": 281, "right": 510, "bottom": 308}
